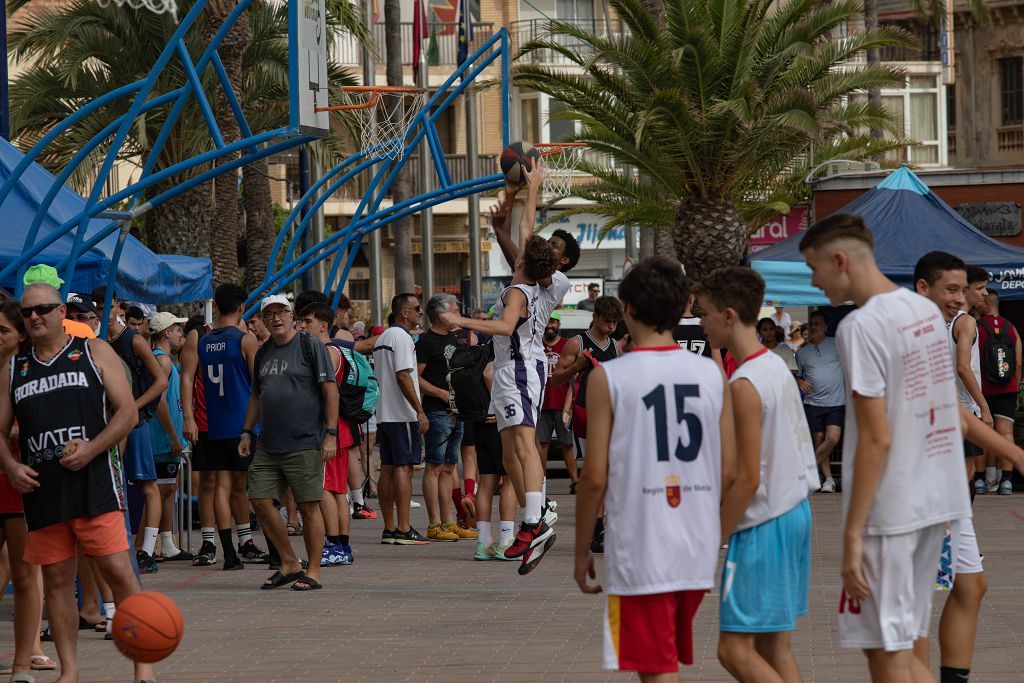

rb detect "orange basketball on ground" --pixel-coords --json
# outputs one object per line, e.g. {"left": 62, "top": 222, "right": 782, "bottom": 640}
{"left": 111, "top": 591, "right": 184, "bottom": 663}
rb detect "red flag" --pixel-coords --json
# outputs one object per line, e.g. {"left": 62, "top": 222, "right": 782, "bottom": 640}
{"left": 412, "top": 0, "right": 428, "bottom": 73}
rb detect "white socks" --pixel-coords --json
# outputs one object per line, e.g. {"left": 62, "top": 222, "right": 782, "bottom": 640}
{"left": 476, "top": 521, "right": 492, "bottom": 546}
{"left": 103, "top": 601, "right": 115, "bottom": 633}
{"left": 542, "top": 477, "right": 547, "bottom": 501}
{"left": 986, "top": 466, "right": 997, "bottom": 484}
{"left": 236, "top": 523, "right": 253, "bottom": 546}
{"left": 141, "top": 527, "right": 159, "bottom": 556}
{"left": 159, "top": 531, "right": 180, "bottom": 557}
{"left": 525, "top": 491, "right": 543, "bottom": 524}
{"left": 350, "top": 488, "right": 365, "bottom": 507}
{"left": 201, "top": 527, "right": 216, "bottom": 545}
{"left": 499, "top": 521, "right": 515, "bottom": 545}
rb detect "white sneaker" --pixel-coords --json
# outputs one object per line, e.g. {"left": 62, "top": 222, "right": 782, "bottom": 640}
{"left": 544, "top": 506, "right": 558, "bottom": 527}
{"left": 1000, "top": 479, "right": 1013, "bottom": 495}
{"left": 986, "top": 478, "right": 1000, "bottom": 493}
{"left": 820, "top": 478, "right": 836, "bottom": 493}
{"left": 410, "top": 500, "right": 422, "bottom": 508}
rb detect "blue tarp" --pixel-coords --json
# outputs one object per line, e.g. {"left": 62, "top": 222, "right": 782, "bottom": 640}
{"left": 750, "top": 166, "right": 1024, "bottom": 304}
{"left": 0, "top": 138, "right": 212, "bottom": 303}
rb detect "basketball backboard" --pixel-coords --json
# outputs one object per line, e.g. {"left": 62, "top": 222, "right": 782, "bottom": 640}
{"left": 290, "top": 0, "right": 330, "bottom": 137}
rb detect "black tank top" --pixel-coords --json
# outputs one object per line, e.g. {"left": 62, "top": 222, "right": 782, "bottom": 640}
{"left": 575, "top": 331, "right": 618, "bottom": 408}
{"left": 673, "top": 316, "right": 712, "bottom": 358}
{"left": 9, "top": 336, "right": 124, "bottom": 530}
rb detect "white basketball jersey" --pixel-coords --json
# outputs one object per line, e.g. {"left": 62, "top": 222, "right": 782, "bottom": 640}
{"left": 948, "top": 311, "right": 981, "bottom": 416}
{"left": 729, "top": 349, "right": 818, "bottom": 531}
{"left": 492, "top": 283, "right": 538, "bottom": 365}
{"left": 531, "top": 271, "right": 571, "bottom": 359}
{"left": 602, "top": 347, "right": 724, "bottom": 595}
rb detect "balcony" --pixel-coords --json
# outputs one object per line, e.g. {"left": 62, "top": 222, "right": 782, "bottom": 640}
{"left": 334, "top": 22, "right": 495, "bottom": 68}
{"left": 311, "top": 153, "right": 500, "bottom": 201}
{"left": 509, "top": 18, "right": 626, "bottom": 65}
{"left": 997, "top": 126, "right": 1024, "bottom": 154}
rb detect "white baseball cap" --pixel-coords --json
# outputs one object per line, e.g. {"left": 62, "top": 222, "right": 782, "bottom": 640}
{"left": 148, "top": 311, "right": 187, "bottom": 335}
{"left": 260, "top": 294, "right": 292, "bottom": 314}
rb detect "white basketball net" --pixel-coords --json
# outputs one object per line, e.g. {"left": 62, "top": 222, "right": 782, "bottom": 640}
{"left": 341, "top": 90, "right": 426, "bottom": 161}
{"left": 96, "top": 0, "right": 178, "bottom": 22}
{"left": 540, "top": 146, "right": 587, "bottom": 199}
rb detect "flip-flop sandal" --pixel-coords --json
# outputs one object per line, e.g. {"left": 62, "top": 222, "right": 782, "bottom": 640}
{"left": 286, "top": 523, "right": 302, "bottom": 536}
{"left": 260, "top": 569, "right": 304, "bottom": 590}
{"left": 29, "top": 655, "right": 56, "bottom": 671}
{"left": 10, "top": 673, "right": 36, "bottom": 682}
{"left": 78, "top": 615, "right": 101, "bottom": 630}
{"left": 38, "top": 627, "right": 52, "bottom": 643}
{"left": 290, "top": 574, "right": 322, "bottom": 591}
{"left": 93, "top": 620, "right": 107, "bottom": 633}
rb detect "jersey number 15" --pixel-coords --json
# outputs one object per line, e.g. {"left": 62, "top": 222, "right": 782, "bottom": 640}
{"left": 642, "top": 384, "right": 702, "bottom": 462}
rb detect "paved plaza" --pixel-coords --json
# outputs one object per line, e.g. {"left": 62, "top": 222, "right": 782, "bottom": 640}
{"left": 2, "top": 489, "right": 1024, "bottom": 682}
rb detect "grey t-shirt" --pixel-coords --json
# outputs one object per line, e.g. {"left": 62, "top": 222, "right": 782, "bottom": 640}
{"left": 795, "top": 336, "right": 846, "bottom": 408}
{"left": 252, "top": 332, "right": 335, "bottom": 454}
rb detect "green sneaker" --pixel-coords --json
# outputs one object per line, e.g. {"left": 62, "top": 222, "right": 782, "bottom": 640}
{"left": 494, "top": 539, "right": 518, "bottom": 561}
{"left": 473, "top": 542, "right": 496, "bottom": 561}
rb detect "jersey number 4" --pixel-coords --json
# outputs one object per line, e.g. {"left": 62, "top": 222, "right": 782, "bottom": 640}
{"left": 207, "top": 364, "right": 225, "bottom": 397}
{"left": 642, "top": 384, "right": 702, "bottom": 462}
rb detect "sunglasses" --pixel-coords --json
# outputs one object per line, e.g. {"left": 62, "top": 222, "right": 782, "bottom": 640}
{"left": 404, "top": 305, "right": 422, "bottom": 313}
{"left": 21, "top": 303, "right": 62, "bottom": 318}
{"left": 70, "top": 313, "right": 98, "bottom": 322}
{"left": 262, "top": 309, "right": 292, "bottom": 320}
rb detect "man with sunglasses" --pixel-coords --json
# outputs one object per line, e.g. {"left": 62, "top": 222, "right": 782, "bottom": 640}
{"left": 374, "top": 293, "right": 430, "bottom": 545}
{"left": 65, "top": 293, "right": 100, "bottom": 337}
{"left": 0, "top": 283, "right": 157, "bottom": 683}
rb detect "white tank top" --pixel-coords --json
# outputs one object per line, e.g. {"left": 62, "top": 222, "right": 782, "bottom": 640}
{"left": 531, "top": 271, "right": 571, "bottom": 359}
{"left": 492, "top": 283, "right": 538, "bottom": 366}
{"left": 729, "top": 348, "right": 818, "bottom": 531}
{"left": 948, "top": 311, "right": 981, "bottom": 416}
{"left": 602, "top": 347, "right": 724, "bottom": 595}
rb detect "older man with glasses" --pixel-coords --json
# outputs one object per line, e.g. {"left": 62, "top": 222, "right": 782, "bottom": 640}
{"left": 795, "top": 310, "right": 846, "bottom": 493}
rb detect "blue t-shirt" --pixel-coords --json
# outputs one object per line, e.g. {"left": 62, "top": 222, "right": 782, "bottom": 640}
{"left": 149, "top": 348, "right": 184, "bottom": 460}
{"left": 198, "top": 326, "right": 251, "bottom": 439}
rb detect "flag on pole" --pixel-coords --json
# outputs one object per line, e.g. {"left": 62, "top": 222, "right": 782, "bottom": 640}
{"left": 456, "top": 0, "right": 472, "bottom": 67}
{"left": 412, "top": 0, "right": 428, "bottom": 73}
{"left": 426, "top": 12, "right": 440, "bottom": 67}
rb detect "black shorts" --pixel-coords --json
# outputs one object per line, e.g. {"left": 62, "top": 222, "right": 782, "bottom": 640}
{"left": 348, "top": 421, "right": 363, "bottom": 448}
{"left": 964, "top": 440, "right": 981, "bottom": 459}
{"left": 804, "top": 404, "right": 845, "bottom": 434}
{"left": 984, "top": 393, "right": 1018, "bottom": 423}
{"left": 193, "top": 433, "right": 250, "bottom": 472}
{"left": 474, "top": 421, "right": 504, "bottom": 476}
{"left": 155, "top": 459, "right": 182, "bottom": 485}
{"left": 461, "top": 421, "right": 476, "bottom": 448}
{"left": 378, "top": 422, "right": 422, "bottom": 467}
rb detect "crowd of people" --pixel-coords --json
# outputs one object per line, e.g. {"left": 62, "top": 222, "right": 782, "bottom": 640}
{"left": 0, "top": 171, "right": 1023, "bottom": 683}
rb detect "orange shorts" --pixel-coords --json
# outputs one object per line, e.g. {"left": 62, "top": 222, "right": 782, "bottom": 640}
{"left": 24, "top": 511, "right": 129, "bottom": 566}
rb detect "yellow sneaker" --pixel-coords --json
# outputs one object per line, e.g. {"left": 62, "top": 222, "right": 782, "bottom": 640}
{"left": 445, "top": 522, "right": 478, "bottom": 540}
{"left": 427, "top": 523, "right": 459, "bottom": 542}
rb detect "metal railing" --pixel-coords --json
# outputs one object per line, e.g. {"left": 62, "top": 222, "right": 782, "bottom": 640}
{"left": 334, "top": 22, "right": 495, "bottom": 67}
{"left": 509, "top": 18, "right": 626, "bottom": 64}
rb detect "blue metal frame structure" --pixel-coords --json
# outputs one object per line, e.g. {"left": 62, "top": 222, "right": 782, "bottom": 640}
{"left": 0, "top": 0, "right": 317, "bottom": 336}
{"left": 246, "top": 28, "right": 513, "bottom": 317}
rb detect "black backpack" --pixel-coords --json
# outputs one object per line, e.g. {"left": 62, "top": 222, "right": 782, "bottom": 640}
{"left": 446, "top": 343, "right": 492, "bottom": 422}
{"left": 978, "top": 317, "right": 1016, "bottom": 385}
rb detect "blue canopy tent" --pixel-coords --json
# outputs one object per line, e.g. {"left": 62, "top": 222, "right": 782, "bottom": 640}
{"left": 749, "top": 166, "right": 1024, "bottom": 304}
{"left": 0, "top": 139, "right": 212, "bottom": 303}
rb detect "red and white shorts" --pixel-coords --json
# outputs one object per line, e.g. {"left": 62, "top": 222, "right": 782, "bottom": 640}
{"left": 603, "top": 590, "right": 705, "bottom": 673}
{"left": 323, "top": 424, "right": 354, "bottom": 494}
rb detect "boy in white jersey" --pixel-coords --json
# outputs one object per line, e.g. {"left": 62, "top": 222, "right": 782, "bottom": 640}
{"left": 912, "top": 251, "right": 988, "bottom": 683}
{"left": 441, "top": 233, "right": 559, "bottom": 574}
{"left": 576, "top": 257, "right": 736, "bottom": 682}
{"left": 800, "top": 214, "right": 972, "bottom": 682}
{"left": 695, "top": 266, "right": 817, "bottom": 683}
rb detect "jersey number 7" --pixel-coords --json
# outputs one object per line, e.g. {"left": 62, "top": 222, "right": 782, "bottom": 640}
{"left": 642, "top": 384, "right": 702, "bottom": 462}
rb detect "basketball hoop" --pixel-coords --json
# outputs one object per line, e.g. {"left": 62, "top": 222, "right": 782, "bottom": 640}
{"left": 535, "top": 143, "right": 587, "bottom": 200}
{"left": 317, "top": 86, "right": 427, "bottom": 160}
{"left": 96, "top": 0, "right": 178, "bottom": 22}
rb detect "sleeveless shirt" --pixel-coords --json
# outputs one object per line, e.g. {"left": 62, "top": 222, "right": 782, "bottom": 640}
{"left": 574, "top": 331, "right": 619, "bottom": 408}
{"left": 198, "top": 326, "right": 251, "bottom": 439}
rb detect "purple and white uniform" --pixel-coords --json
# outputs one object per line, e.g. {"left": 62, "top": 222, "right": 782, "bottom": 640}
{"left": 490, "top": 283, "right": 541, "bottom": 431}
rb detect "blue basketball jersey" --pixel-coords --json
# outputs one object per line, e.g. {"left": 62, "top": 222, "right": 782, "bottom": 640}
{"left": 198, "top": 326, "right": 251, "bottom": 439}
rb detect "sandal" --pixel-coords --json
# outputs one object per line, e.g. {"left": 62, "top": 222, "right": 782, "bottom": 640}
{"left": 29, "top": 655, "right": 56, "bottom": 671}
{"left": 9, "top": 673, "right": 36, "bottom": 682}
{"left": 38, "top": 627, "right": 52, "bottom": 643}
{"left": 93, "top": 620, "right": 107, "bottom": 633}
{"left": 290, "top": 574, "right": 322, "bottom": 591}
{"left": 286, "top": 523, "right": 302, "bottom": 536}
{"left": 260, "top": 569, "right": 304, "bottom": 590}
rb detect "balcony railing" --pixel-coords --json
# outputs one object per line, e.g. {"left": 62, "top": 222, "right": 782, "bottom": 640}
{"left": 509, "top": 18, "right": 626, "bottom": 64}
{"left": 316, "top": 153, "right": 500, "bottom": 201}
{"left": 334, "top": 22, "right": 495, "bottom": 67}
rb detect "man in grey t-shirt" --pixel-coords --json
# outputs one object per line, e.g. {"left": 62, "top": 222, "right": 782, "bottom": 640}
{"left": 240, "top": 295, "right": 339, "bottom": 591}
{"left": 795, "top": 310, "right": 846, "bottom": 493}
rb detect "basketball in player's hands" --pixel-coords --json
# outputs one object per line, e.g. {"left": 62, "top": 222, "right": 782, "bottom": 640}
{"left": 500, "top": 141, "right": 541, "bottom": 185}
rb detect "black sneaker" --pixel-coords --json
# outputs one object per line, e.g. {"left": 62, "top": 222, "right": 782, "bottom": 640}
{"left": 590, "top": 529, "right": 604, "bottom": 555}
{"left": 136, "top": 550, "right": 158, "bottom": 575}
{"left": 238, "top": 540, "right": 270, "bottom": 563}
{"left": 223, "top": 555, "right": 244, "bottom": 571}
{"left": 192, "top": 541, "right": 216, "bottom": 566}
{"left": 163, "top": 549, "right": 194, "bottom": 562}
{"left": 392, "top": 527, "right": 429, "bottom": 545}
{"left": 381, "top": 529, "right": 396, "bottom": 545}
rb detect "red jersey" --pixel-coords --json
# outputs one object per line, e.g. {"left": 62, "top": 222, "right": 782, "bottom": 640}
{"left": 978, "top": 314, "right": 1020, "bottom": 395}
{"left": 542, "top": 336, "right": 569, "bottom": 411}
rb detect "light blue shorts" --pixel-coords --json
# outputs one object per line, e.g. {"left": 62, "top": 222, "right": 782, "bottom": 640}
{"left": 720, "top": 498, "right": 811, "bottom": 633}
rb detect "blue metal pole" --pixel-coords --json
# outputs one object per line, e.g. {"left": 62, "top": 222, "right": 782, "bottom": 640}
{"left": 97, "top": 224, "right": 130, "bottom": 339}
{"left": 298, "top": 148, "right": 312, "bottom": 292}
{"left": 1, "top": 3, "right": 9, "bottom": 141}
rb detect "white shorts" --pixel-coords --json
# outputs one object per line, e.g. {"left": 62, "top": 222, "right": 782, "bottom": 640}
{"left": 935, "top": 517, "right": 983, "bottom": 591}
{"left": 838, "top": 523, "right": 946, "bottom": 652}
{"left": 490, "top": 362, "right": 540, "bottom": 432}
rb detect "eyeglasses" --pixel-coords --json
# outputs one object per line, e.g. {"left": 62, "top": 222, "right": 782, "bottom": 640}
{"left": 262, "top": 309, "right": 292, "bottom": 320}
{"left": 21, "top": 303, "right": 61, "bottom": 318}
{"left": 404, "top": 305, "right": 422, "bottom": 313}
{"left": 70, "top": 313, "right": 98, "bottom": 322}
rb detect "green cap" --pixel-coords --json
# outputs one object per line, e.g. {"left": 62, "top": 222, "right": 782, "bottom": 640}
{"left": 549, "top": 311, "right": 561, "bottom": 321}
{"left": 23, "top": 264, "right": 64, "bottom": 289}
{"left": 487, "top": 304, "right": 496, "bottom": 318}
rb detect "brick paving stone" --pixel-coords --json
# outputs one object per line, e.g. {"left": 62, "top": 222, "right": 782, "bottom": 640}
{"left": 1, "top": 487, "right": 1022, "bottom": 681}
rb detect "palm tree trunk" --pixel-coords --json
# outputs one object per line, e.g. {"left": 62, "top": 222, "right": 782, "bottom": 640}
{"left": 639, "top": 228, "right": 655, "bottom": 259}
{"left": 864, "top": 0, "right": 883, "bottom": 141}
{"left": 243, "top": 159, "right": 275, "bottom": 293}
{"left": 672, "top": 198, "right": 749, "bottom": 284}
{"left": 384, "top": 0, "right": 415, "bottom": 295}
{"left": 654, "top": 229, "right": 676, "bottom": 261}
{"left": 145, "top": 178, "right": 213, "bottom": 316}
{"left": 204, "top": 0, "right": 251, "bottom": 287}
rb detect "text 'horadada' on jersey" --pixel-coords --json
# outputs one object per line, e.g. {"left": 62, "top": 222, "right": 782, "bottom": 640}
{"left": 729, "top": 348, "right": 819, "bottom": 531}
{"left": 602, "top": 347, "right": 724, "bottom": 595}
{"left": 837, "top": 288, "right": 972, "bottom": 535}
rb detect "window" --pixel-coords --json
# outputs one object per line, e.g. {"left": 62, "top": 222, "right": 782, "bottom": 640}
{"left": 1000, "top": 57, "right": 1023, "bottom": 126}
{"left": 557, "top": 0, "right": 594, "bottom": 22}
{"left": 946, "top": 83, "right": 956, "bottom": 129}
{"left": 548, "top": 98, "right": 576, "bottom": 142}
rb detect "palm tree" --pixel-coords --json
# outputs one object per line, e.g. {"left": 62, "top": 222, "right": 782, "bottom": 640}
{"left": 514, "top": 0, "right": 912, "bottom": 282}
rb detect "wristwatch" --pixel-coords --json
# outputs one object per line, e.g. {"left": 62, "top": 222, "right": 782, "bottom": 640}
{"left": 325, "top": 428, "right": 338, "bottom": 436}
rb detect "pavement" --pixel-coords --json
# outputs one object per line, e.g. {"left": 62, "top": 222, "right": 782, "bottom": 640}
{"left": 2, "top": 489, "right": 1024, "bottom": 682}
